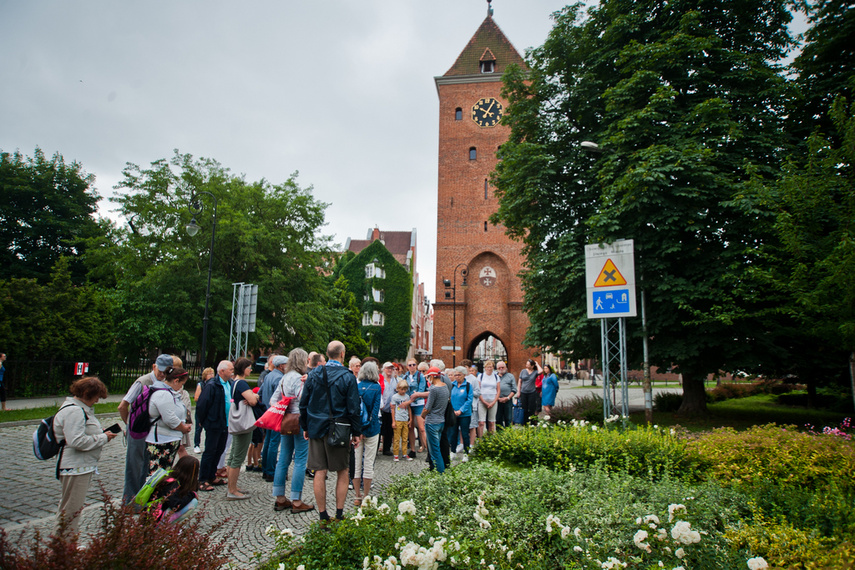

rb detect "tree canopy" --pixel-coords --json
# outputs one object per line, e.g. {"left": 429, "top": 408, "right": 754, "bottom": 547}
{"left": 0, "top": 148, "right": 102, "bottom": 284}
{"left": 492, "top": 0, "right": 796, "bottom": 413}
{"left": 87, "top": 151, "right": 340, "bottom": 361}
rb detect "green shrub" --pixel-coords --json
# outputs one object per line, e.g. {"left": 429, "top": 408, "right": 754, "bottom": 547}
{"left": 469, "top": 421, "right": 707, "bottom": 481}
{"left": 265, "top": 462, "right": 754, "bottom": 569}
{"left": 566, "top": 393, "right": 605, "bottom": 423}
{"left": 707, "top": 380, "right": 800, "bottom": 403}
{"left": 686, "top": 423, "right": 855, "bottom": 538}
{"left": 654, "top": 391, "right": 683, "bottom": 412}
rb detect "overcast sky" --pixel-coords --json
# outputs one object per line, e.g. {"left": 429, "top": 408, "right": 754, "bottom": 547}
{"left": 0, "top": 0, "right": 574, "bottom": 303}
{"left": 0, "top": 1, "right": 807, "bottom": 305}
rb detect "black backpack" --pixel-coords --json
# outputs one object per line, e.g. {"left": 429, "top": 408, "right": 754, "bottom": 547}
{"left": 33, "top": 403, "right": 88, "bottom": 479}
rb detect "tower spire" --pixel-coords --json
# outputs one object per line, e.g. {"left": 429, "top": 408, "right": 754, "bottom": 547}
{"left": 487, "top": 0, "right": 493, "bottom": 18}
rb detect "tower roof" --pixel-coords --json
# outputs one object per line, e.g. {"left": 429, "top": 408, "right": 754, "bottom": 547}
{"left": 443, "top": 15, "right": 527, "bottom": 77}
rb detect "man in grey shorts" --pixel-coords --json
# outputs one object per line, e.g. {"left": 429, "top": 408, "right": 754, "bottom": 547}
{"left": 299, "top": 340, "right": 361, "bottom": 522}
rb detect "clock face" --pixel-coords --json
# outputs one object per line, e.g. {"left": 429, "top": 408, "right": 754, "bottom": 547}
{"left": 471, "top": 97, "right": 503, "bottom": 127}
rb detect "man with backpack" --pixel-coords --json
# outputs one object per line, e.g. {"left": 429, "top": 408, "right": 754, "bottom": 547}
{"left": 118, "top": 354, "right": 173, "bottom": 505}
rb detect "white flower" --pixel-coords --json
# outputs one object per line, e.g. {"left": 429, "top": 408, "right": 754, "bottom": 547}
{"left": 671, "top": 521, "right": 701, "bottom": 545}
{"left": 656, "top": 528, "right": 668, "bottom": 541}
{"left": 561, "top": 526, "right": 571, "bottom": 539}
{"left": 643, "top": 514, "right": 661, "bottom": 526}
{"left": 668, "top": 504, "right": 687, "bottom": 522}
{"left": 675, "top": 548, "right": 685, "bottom": 559}
{"left": 296, "top": 566, "right": 305, "bottom": 570}
{"left": 543, "top": 415, "right": 551, "bottom": 421}
{"left": 398, "top": 500, "right": 417, "bottom": 516}
{"left": 378, "top": 503, "right": 391, "bottom": 514}
{"left": 592, "top": 425, "right": 599, "bottom": 431}
{"left": 397, "top": 514, "right": 405, "bottom": 522}
{"left": 574, "top": 546, "right": 583, "bottom": 552}
{"left": 600, "top": 557, "right": 627, "bottom": 569}
{"left": 574, "top": 527, "right": 583, "bottom": 540}
{"left": 747, "top": 557, "right": 769, "bottom": 570}
{"left": 278, "top": 564, "right": 286, "bottom": 570}
{"left": 279, "top": 528, "right": 294, "bottom": 538}
{"left": 507, "top": 551, "right": 514, "bottom": 561}
{"left": 363, "top": 556, "right": 371, "bottom": 570}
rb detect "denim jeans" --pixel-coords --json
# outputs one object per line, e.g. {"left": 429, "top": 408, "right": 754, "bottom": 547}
{"left": 272, "top": 432, "right": 308, "bottom": 501}
{"left": 425, "top": 422, "right": 446, "bottom": 473}
{"left": 261, "top": 429, "right": 281, "bottom": 477}
{"left": 447, "top": 414, "right": 471, "bottom": 452}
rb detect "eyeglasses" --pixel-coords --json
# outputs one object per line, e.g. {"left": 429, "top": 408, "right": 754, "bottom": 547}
{"left": 407, "top": 363, "right": 416, "bottom": 366}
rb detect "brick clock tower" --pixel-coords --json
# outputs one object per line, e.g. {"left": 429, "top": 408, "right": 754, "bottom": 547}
{"left": 432, "top": 8, "right": 536, "bottom": 373}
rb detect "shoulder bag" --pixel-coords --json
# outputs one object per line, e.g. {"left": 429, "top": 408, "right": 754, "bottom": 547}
{"left": 324, "top": 366, "right": 350, "bottom": 447}
{"left": 228, "top": 381, "right": 257, "bottom": 435}
{"left": 280, "top": 379, "right": 302, "bottom": 435}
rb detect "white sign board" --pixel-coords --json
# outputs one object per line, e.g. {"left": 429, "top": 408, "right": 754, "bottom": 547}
{"left": 585, "top": 239, "right": 637, "bottom": 319}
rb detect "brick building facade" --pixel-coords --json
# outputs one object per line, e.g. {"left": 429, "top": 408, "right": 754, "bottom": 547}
{"left": 432, "top": 13, "right": 537, "bottom": 373}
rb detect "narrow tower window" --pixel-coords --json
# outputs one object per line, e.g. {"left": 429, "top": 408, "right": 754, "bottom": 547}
{"left": 455, "top": 107, "right": 463, "bottom": 120}
{"left": 469, "top": 147, "right": 477, "bottom": 160}
{"left": 484, "top": 221, "right": 488, "bottom": 232}
{"left": 484, "top": 179, "right": 488, "bottom": 199}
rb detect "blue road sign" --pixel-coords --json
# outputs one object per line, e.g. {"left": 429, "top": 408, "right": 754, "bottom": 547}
{"left": 592, "top": 289, "right": 631, "bottom": 315}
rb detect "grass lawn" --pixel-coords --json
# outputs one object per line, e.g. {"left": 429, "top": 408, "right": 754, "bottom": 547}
{"left": 1, "top": 402, "right": 124, "bottom": 423}
{"left": 630, "top": 393, "right": 850, "bottom": 431}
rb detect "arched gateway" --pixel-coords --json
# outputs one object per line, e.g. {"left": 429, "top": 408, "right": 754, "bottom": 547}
{"left": 432, "top": 10, "right": 537, "bottom": 373}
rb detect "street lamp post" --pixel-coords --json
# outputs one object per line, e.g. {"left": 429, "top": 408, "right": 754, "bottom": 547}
{"left": 186, "top": 191, "right": 218, "bottom": 374}
{"left": 443, "top": 263, "right": 469, "bottom": 367}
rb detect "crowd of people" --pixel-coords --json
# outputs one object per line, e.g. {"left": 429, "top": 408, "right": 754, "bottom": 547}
{"left": 53, "top": 341, "right": 560, "bottom": 531}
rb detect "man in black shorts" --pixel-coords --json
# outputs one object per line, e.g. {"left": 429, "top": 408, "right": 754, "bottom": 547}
{"left": 299, "top": 340, "right": 361, "bottom": 522}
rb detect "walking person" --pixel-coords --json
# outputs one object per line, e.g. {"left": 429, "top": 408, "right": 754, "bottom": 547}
{"left": 518, "top": 359, "right": 543, "bottom": 425}
{"left": 146, "top": 367, "right": 192, "bottom": 475}
{"left": 261, "top": 355, "right": 288, "bottom": 482}
{"left": 54, "top": 376, "right": 118, "bottom": 534}
{"left": 421, "top": 367, "right": 450, "bottom": 474}
{"left": 353, "top": 361, "right": 382, "bottom": 505}
{"left": 299, "top": 341, "right": 361, "bottom": 522}
{"left": 118, "top": 353, "right": 173, "bottom": 504}
{"left": 271, "top": 348, "right": 314, "bottom": 514}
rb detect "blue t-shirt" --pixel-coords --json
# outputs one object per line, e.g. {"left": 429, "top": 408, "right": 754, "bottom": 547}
{"left": 541, "top": 374, "right": 559, "bottom": 406}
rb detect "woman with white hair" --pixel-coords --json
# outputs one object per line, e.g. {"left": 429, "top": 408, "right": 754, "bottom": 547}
{"left": 353, "top": 361, "right": 382, "bottom": 505}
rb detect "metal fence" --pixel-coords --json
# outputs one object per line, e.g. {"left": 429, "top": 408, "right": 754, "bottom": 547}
{"left": 1, "top": 358, "right": 207, "bottom": 400}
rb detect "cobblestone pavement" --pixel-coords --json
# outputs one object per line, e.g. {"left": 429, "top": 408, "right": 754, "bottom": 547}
{"left": 1, "top": 415, "right": 427, "bottom": 569}
{"left": 0, "top": 381, "right": 678, "bottom": 568}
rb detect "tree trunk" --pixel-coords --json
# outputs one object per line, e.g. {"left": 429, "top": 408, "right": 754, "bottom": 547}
{"left": 676, "top": 373, "right": 709, "bottom": 416}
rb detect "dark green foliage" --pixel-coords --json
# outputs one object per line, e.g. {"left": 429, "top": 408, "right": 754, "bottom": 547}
{"left": 0, "top": 148, "right": 103, "bottom": 284}
{"left": 0, "top": 258, "right": 114, "bottom": 363}
{"left": 654, "top": 391, "right": 683, "bottom": 412}
{"left": 491, "top": 0, "right": 796, "bottom": 415}
{"left": 335, "top": 240, "right": 413, "bottom": 362}
{"left": 89, "top": 151, "right": 338, "bottom": 358}
{"left": 332, "top": 275, "right": 369, "bottom": 360}
{"left": 470, "top": 423, "right": 707, "bottom": 481}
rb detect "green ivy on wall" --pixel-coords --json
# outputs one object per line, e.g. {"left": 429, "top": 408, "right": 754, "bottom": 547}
{"left": 335, "top": 240, "right": 413, "bottom": 363}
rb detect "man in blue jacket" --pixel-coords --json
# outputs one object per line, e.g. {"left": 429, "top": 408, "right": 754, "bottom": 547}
{"left": 299, "top": 340, "right": 361, "bottom": 522}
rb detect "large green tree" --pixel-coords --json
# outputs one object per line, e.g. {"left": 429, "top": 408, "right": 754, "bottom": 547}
{"left": 88, "top": 151, "right": 339, "bottom": 361}
{"left": 492, "top": 0, "right": 795, "bottom": 414}
{"left": 0, "top": 148, "right": 103, "bottom": 283}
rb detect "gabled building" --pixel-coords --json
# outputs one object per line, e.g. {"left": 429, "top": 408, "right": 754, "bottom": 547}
{"left": 342, "top": 227, "right": 432, "bottom": 362}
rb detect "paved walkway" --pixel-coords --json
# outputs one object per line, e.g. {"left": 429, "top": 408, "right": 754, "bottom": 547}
{"left": 0, "top": 379, "right": 680, "bottom": 568}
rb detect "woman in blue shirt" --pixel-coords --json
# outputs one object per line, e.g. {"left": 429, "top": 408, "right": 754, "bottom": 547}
{"left": 448, "top": 366, "right": 474, "bottom": 458}
{"left": 541, "top": 364, "right": 560, "bottom": 415}
{"left": 353, "top": 361, "right": 382, "bottom": 505}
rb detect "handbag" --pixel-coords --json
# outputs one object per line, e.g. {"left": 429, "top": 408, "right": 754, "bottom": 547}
{"left": 255, "top": 395, "right": 294, "bottom": 431}
{"left": 512, "top": 401, "right": 525, "bottom": 425}
{"left": 323, "top": 366, "right": 350, "bottom": 447}
{"left": 228, "top": 381, "right": 257, "bottom": 435}
{"left": 279, "top": 379, "right": 303, "bottom": 435}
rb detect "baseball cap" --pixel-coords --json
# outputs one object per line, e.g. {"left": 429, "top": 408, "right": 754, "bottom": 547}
{"left": 272, "top": 355, "right": 289, "bottom": 367}
{"left": 425, "top": 367, "right": 442, "bottom": 377}
{"left": 155, "top": 354, "right": 173, "bottom": 371}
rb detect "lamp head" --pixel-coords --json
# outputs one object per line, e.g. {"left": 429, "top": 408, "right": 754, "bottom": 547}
{"left": 186, "top": 218, "right": 200, "bottom": 236}
{"left": 443, "top": 279, "right": 451, "bottom": 288}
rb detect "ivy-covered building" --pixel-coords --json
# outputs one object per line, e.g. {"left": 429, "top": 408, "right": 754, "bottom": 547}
{"left": 341, "top": 228, "right": 432, "bottom": 363}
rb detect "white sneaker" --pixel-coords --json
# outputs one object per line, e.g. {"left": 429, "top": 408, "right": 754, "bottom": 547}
{"left": 462, "top": 454, "right": 469, "bottom": 462}
{"left": 456, "top": 444, "right": 464, "bottom": 453}
{"left": 193, "top": 446, "right": 201, "bottom": 454}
